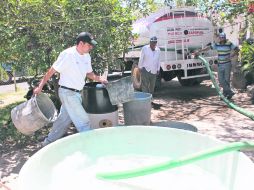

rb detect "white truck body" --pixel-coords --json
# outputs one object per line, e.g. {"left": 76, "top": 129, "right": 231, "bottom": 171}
{"left": 125, "top": 7, "right": 218, "bottom": 86}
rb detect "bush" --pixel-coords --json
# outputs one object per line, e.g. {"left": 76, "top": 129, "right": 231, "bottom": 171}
{"left": 240, "top": 39, "right": 254, "bottom": 85}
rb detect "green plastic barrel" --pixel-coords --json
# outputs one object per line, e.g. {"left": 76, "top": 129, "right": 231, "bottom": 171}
{"left": 18, "top": 126, "right": 254, "bottom": 190}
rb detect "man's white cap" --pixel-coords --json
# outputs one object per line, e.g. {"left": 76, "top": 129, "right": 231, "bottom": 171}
{"left": 150, "top": 36, "right": 158, "bottom": 42}
{"left": 219, "top": 32, "right": 226, "bottom": 38}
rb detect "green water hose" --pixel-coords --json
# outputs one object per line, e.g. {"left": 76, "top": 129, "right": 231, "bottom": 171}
{"left": 198, "top": 56, "right": 254, "bottom": 121}
{"left": 96, "top": 141, "right": 254, "bottom": 180}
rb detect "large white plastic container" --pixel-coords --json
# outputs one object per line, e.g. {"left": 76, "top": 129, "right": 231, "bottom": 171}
{"left": 18, "top": 126, "right": 254, "bottom": 190}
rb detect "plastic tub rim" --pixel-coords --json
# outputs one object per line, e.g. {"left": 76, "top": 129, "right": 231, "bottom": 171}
{"left": 18, "top": 126, "right": 254, "bottom": 190}
{"left": 132, "top": 91, "right": 152, "bottom": 101}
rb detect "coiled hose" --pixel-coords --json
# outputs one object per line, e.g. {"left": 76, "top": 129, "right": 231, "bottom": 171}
{"left": 199, "top": 56, "right": 254, "bottom": 121}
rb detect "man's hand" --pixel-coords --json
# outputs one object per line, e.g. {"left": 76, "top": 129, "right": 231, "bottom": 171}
{"left": 192, "top": 45, "right": 210, "bottom": 57}
{"left": 99, "top": 76, "right": 108, "bottom": 85}
{"left": 87, "top": 72, "right": 108, "bottom": 84}
{"left": 33, "top": 86, "right": 43, "bottom": 95}
{"left": 192, "top": 51, "right": 200, "bottom": 57}
{"left": 33, "top": 67, "right": 56, "bottom": 96}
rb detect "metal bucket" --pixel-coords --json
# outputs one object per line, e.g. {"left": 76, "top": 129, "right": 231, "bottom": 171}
{"left": 106, "top": 76, "right": 135, "bottom": 105}
{"left": 151, "top": 120, "right": 198, "bottom": 132}
{"left": 123, "top": 92, "right": 152, "bottom": 125}
{"left": 18, "top": 126, "right": 254, "bottom": 190}
{"left": 11, "top": 93, "right": 57, "bottom": 135}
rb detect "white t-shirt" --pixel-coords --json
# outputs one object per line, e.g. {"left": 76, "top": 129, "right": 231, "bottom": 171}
{"left": 138, "top": 45, "right": 160, "bottom": 74}
{"left": 53, "top": 46, "right": 93, "bottom": 90}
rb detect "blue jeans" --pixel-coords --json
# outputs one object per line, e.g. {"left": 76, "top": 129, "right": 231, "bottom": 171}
{"left": 218, "top": 62, "right": 233, "bottom": 95}
{"left": 43, "top": 88, "right": 90, "bottom": 146}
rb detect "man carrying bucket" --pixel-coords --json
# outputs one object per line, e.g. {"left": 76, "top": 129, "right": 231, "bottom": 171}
{"left": 138, "top": 36, "right": 161, "bottom": 108}
{"left": 34, "top": 32, "right": 108, "bottom": 146}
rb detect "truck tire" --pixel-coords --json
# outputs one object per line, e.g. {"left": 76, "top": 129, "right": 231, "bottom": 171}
{"left": 177, "top": 76, "right": 202, "bottom": 86}
{"left": 0, "top": 71, "right": 12, "bottom": 85}
{"left": 131, "top": 64, "right": 141, "bottom": 90}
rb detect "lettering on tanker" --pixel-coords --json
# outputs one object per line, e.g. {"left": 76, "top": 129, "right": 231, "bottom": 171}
{"left": 168, "top": 39, "right": 190, "bottom": 44}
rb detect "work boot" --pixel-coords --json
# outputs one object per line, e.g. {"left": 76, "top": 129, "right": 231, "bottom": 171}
{"left": 226, "top": 92, "right": 235, "bottom": 100}
{"left": 151, "top": 102, "right": 162, "bottom": 110}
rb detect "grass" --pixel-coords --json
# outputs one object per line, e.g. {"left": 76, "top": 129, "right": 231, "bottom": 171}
{"left": 0, "top": 88, "right": 26, "bottom": 127}
{"left": 0, "top": 88, "right": 27, "bottom": 109}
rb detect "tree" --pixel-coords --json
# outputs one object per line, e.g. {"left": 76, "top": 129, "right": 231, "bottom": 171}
{"left": 0, "top": 0, "right": 156, "bottom": 75}
{"left": 202, "top": 1, "right": 253, "bottom": 37}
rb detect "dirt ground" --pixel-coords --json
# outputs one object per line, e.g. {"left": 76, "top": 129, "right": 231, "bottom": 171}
{"left": 1, "top": 79, "right": 254, "bottom": 189}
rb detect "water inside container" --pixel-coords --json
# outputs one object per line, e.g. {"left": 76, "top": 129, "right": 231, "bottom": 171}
{"left": 48, "top": 154, "right": 227, "bottom": 190}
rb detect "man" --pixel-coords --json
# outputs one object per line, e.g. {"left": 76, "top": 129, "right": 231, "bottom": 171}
{"left": 138, "top": 36, "right": 161, "bottom": 97}
{"left": 33, "top": 32, "right": 108, "bottom": 146}
{"left": 195, "top": 32, "right": 239, "bottom": 99}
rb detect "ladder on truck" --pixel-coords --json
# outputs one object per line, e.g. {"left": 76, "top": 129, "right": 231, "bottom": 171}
{"left": 172, "top": 10, "right": 189, "bottom": 61}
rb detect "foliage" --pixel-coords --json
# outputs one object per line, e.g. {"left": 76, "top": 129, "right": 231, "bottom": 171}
{"left": 0, "top": 0, "right": 155, "bottom": 75}
{"left": 176, "top": 0, "right": 199, "bottom": 6}
{"left": 0, "top": 66, "right": 9, "bottom": 81}
{"left": 241, "top": 40, "right": 254, "bottom": 84}
{"left": 201, "top": 0, "right": 253, "bottom": 39}
{"left": 241, "top": 40, "right": 254, "bottom": 69}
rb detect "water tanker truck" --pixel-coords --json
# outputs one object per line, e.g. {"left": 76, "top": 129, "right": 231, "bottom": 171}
{"left": 124, "top": 6, "right": 218, "bottom": 88}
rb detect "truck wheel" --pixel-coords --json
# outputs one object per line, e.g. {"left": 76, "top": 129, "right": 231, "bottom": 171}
{"left": 177, "top": 76, "right": 202, "bottom": 86}
{"left": 0, "top": 71, "right": 13, "bottom": 85}
{"left": 131, "top": 64, "right": 141, "bottom": 90}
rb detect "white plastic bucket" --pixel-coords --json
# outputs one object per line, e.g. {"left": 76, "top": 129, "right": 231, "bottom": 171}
{"left": 18, "top": 126, "right": 254, "bottom": 190}
{"left": 11, "top": 93, "right": 57, "bottom": 135}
